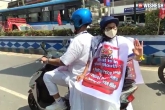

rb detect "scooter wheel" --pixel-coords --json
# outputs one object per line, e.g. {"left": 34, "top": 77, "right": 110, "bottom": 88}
{"left": 28, "top": 93, "right": 39, "bottom": 110}
{"left": 158, "top": 62, "right": 165, "bottom": 84}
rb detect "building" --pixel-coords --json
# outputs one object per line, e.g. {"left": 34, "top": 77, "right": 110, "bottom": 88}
{"left": 0, "top": 0, "right": 18, "bottom": 10}
{"left": 5, "top": 0, "right": 164, "bottom": 23}
{"left": 8, "top": 0, "right": 50, "bottom": 8}
{"left": 96, "top": 0, "right": 145, "bottom": 23}
{"left": 96, "top": 0, "right": 164, "bottom": 23}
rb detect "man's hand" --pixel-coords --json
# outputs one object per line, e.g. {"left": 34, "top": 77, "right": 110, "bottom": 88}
{"left": 77, "top": 74, "right": 85, "bottom": 82}
{"left": 41, "top": 57, "right": 48, "bottom": 63}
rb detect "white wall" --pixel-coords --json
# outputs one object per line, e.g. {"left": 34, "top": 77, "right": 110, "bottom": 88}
{"left": 0, "top": 1, "right": 8, "bottom": 9}
{"left": 0, "top": 0, "right": 18, "bottom": 9}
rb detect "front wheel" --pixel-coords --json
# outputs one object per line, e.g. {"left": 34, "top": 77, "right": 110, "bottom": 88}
{"left": 158, "top": 62, "right": 165, "bottom": 84}
{"left": 28, "top": 93, "right": 39, "bottom": 110}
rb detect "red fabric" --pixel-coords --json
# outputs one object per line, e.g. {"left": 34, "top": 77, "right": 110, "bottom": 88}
{"left": 159, "top": 8, "right": 165, "bottom": 19}
{"left": 57, "top": 12, "right": 62, "bottom": 25}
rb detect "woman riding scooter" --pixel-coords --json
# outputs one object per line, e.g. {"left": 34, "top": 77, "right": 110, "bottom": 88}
{"left": 75, "top": 16, "right": 144, "bottom": 110}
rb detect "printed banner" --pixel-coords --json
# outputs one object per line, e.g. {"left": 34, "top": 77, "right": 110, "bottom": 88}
{"left": 82, "top": 44, "right": 123, "bottom": 94}
{"left": 75, "top": 37, "right": 144, "bottom": 106}
{"left": 75, "top": 40, "right": 129, "bottom": 108}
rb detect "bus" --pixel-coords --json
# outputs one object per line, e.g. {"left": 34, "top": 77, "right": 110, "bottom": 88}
{"left": 0, "top": 0, "right": 82, "bottom": 30}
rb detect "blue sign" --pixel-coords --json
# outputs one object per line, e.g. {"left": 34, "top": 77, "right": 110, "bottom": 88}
{"left": 124, "top": 7, "right": 145, "bottom": 13}
{"left": 104, "top": 0, "right": 111, "bottom": 7}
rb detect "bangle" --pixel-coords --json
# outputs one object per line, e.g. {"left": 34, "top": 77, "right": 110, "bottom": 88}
{"left": 139, "top": 55, "right": 145, "bottom": 61}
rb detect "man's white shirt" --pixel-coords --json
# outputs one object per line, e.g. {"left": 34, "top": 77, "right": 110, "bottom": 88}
{"left": 60, "top": 31, "right": 94, "bottom": 76}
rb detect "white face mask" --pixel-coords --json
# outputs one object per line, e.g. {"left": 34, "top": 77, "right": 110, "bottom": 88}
{"left": 104, "top": 29, "right": 117, "bottom": 38}
{"left": 70, "top": 25, "right": 75, "bottom": 33}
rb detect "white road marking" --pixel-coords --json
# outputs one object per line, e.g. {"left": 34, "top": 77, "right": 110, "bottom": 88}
{"left": 140, "top": 67, "right": 158, "bottom": 72}
{"left": 0, "top": 86, "right": 27, "bottom": 100}
{"left": 0, "top": 67, "right": 157, "bottom": 100}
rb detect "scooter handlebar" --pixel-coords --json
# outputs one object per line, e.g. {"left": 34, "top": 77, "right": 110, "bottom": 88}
{"left": 35, "top": 55, "right": 50, "bottom": 64}
{"left": 35, "top": 59, "right": 44, "bottom": 64}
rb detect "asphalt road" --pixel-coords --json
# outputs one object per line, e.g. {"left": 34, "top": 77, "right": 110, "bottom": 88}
{"left": 0, "top": 52, "right": 164, "bottom": 110}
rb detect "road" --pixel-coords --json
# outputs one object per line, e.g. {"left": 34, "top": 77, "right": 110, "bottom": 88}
{"left": 0, "top": 52, "right": 164, "bottom": 110}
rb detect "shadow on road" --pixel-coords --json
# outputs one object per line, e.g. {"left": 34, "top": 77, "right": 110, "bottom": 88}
{"left": 18, "top": 105, "right": 30, "bottom": 110}
{"left": 146, "top": 80, "right": 165, "bottom": 96}
{"left": 0, "top": 62, "right": 43, "bottom": 77}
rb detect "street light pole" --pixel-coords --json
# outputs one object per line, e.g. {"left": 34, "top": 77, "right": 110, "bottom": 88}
{"left": 108, "top": 6, "right": 111, "bottom": 16}
{"left": 107, "top": 0, "right": 111, "bottom": 16}
{"left": 112, "top": 0, "right": 114, "bottom": 15}
{"left": 133, "top": 1, "right": 136, "bottom": 24}
{"left": 82, "top": 0, "right": 85, "bottom": 8}
{"left": 22, "top": 0, "right": 25, "bottom": 5}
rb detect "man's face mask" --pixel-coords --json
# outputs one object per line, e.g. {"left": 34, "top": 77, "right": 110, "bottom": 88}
{"left": 104, "top": 28, "right": 117, "bottom": 38}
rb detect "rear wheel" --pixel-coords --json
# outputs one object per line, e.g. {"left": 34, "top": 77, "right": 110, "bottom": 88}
{"left": 28, "top": 93, "right": 39, "bottom": 110}
{"left": 158, "top": 62, "right": 165, "bottom": 84}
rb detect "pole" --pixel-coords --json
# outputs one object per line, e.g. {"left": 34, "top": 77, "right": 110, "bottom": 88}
{"left": 22, "top": 0, "right": 25, "bottom": 5}
{"left": 112, "top": 0, "right": 114, "bottom": 14}
{"left": 108, "top": 6, "right": 111, "bottom": 16}
{"left": 82, "top": 0, "right": 85, "bottom": 8}
{"left": 133, "top": 1, "right": 136, "bottom": 24}
{"left": 107, "top": 0, "right": 111, "bottom": 16}
{"left": 157, "top": 18, "right": 161, "bottom": 35}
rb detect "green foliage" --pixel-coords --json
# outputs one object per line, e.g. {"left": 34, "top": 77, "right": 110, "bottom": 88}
{"left": 0, "top": 26, "right": 160, "bottom": 36}
{"left": 0, "top": 29, "right": 74, "bottom": 36}
{"left": 145, "top": 9, "right": 165, "bottom": 33}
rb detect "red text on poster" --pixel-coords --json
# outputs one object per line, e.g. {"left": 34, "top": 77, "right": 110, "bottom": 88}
{"left": 82, "top": 44, "right": 124, "bottom": 94}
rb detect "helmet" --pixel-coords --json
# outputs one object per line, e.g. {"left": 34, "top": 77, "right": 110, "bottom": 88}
{"left": 71, "top": 8, "right": 92, "bottom": 28}
{"left": 100, "top": 16, "right": 119, "bottom": 29}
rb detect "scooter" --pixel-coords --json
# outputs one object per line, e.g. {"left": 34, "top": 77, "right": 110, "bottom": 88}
{"left": 28, "top": 42, "right": 137, "bottom": 110}
{"left": 120, "top": 66, "right": 138, "bottom": 110}
{"left": 28, "top": 42, "right": 70, "bottom": 110}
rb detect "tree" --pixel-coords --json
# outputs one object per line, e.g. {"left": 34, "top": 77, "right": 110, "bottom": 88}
{"left": 145, "top": 9, "right": 165, "bottom": 34}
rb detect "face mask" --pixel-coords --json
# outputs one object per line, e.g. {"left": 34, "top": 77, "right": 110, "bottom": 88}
{"left": 104, "top": 29, "right": 117, "bottom": 38}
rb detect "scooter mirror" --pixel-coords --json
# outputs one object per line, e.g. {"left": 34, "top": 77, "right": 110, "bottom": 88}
{"left": 40, "top": 42, "right": 47, "bottom": 54}
{"left": 62, "top": 40, "right": 68, "bottom": 46}
{"left": 40, "top": 42, "right": 46, "bottom": 49}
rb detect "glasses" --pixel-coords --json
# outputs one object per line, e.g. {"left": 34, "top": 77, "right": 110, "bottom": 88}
{"left": 105, "top": 27, "right": 117, "bottom": 31}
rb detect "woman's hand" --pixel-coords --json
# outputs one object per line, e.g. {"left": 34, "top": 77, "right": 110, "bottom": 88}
{"left": 77, "top": 74, "right": 85, "bottom": 82}
{"left": 132, "top": 39, "right": 143, "bottom": 57}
